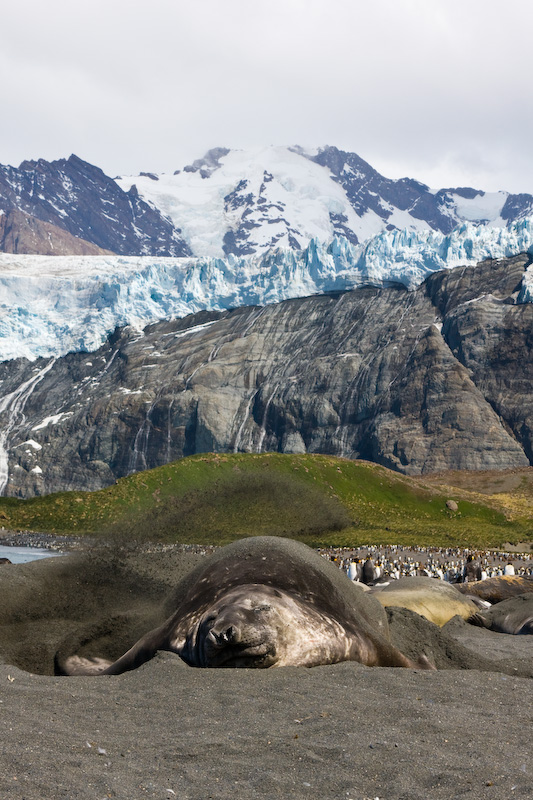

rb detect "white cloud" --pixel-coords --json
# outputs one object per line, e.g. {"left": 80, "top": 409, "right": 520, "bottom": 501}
{"left": 1, "top": 0, "right": 532, "bottom": 193}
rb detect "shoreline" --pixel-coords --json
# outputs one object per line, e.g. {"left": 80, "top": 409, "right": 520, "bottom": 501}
{"left": 0, "top": 529, "right": 88, "bottom": 552}
{"left": 0, "top": 528, "right": 531, "bottom": 557}
{"left": 0, "top": 529, "right": 219, "bottom": 557}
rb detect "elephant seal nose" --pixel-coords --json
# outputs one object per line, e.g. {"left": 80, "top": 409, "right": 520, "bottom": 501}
{"left": 209, "top": 625, "right": 236, "bottom": 646}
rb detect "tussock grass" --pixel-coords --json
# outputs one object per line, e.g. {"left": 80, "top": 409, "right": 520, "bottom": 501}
{"left": 1, "top": 453, "right": 531, "bottom": 549}
{"left": 105, "top": 469, "right": 353, "bottom": 547}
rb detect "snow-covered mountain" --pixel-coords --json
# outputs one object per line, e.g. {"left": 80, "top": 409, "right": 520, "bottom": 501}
{"left": 2, "top": 146, "right": 533, "bottom": 495}
{"left": 1, "top": 219, "right": 532, "bottom": 362}
{"left": 2, "top": 145, "right": 533, "bottom": 261}
{"left": 117, "top": 145, "right": 533, "bottom": 258}
{"left": 0, "top": 155, "right": 191, "bottom": 257}
{"left": 1, "top": 145, "right": 533, "bottom": 362}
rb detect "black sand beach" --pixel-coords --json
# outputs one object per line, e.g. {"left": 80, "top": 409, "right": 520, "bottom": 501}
{"left": 0, "top": 546, "right": 531, "bottom": 800}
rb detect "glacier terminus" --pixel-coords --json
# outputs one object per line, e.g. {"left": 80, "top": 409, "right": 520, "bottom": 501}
{"left": 1, "top": 219, "right": 533, "bottom": 362}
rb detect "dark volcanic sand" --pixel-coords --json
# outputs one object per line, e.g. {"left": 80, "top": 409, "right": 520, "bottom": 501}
{"left": 0, "top": 547, "right": 531, "bottom": 800}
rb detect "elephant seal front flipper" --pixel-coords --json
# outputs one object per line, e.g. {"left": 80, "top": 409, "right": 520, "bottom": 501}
{"left": 60, "top": 656, "right": 114, "bottom": 675}
{"left": 57, "top": 620, "right": 177, "bottom": 676}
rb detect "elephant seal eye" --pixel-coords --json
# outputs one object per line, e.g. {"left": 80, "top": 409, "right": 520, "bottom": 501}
{"left": 254, "top": 605, "right": 271, "bottom": 615}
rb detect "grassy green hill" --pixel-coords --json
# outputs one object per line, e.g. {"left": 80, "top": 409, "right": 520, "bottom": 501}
{"left": 1, "top": 453, "right": 532, "bottom": 549}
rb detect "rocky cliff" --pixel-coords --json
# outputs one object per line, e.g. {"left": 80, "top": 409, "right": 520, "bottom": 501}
{"left": 0, "top": 254, "right": 531, "bottom": 497}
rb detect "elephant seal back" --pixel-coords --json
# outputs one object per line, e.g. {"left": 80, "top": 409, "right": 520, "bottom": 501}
{"left": 370, "top": 577, "right": 478, "bottom": 626}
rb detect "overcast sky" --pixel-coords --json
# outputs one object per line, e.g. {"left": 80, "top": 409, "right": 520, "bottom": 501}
{"left": 2, "top": 0, "right": 532, "bottom": 193}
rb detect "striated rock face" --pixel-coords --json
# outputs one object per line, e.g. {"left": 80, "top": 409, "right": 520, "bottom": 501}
{"left": 0, "top": 210, "right": 114, "bottom": 255}
{"left": 0, "top": 254, "right": 531, "bottom": 497}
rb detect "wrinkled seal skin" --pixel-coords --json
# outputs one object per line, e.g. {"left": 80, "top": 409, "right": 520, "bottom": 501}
{"left": 56, "top": 536, "right": 432, "bottom": 676}
{"left": 468, "top": 594, "right": 533, "bottom": 635}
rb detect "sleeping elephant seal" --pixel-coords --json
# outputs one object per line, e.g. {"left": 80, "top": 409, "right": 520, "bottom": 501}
{"left": 468, "top": 594, "right": 533, "bottom": 635}
{"left": 56, "top": 536, "right": 432, "bottom": 675}
{"left": 369, "top": 577, "right": 479, "bottom": 626}
{"left": 456, "top": 575, "right": 533, "bottom": 604}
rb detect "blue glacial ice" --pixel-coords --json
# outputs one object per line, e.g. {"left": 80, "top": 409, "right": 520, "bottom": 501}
{"left": 1, "top": 218, "right": 532, "bottom": 362}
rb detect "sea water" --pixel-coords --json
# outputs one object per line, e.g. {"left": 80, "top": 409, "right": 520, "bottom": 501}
{"left": 0, "top": 544, "right": 63, "bottom": 564}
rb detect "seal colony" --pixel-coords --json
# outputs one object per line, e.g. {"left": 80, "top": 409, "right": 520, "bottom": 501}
{"left": 56, "top": 536, "right": 432, "bottom": 675}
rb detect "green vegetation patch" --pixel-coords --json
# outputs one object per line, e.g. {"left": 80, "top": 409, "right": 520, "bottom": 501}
{"left": 0, "top": 452, "right": 529, "bottom": 549}
{"left": 108, "top": 468, "right": 353, "bottom": 547}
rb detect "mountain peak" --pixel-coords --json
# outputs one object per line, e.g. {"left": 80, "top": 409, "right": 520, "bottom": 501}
{"left": 4, "top": 146, "right": 533, "bottom": 261}
{"left": 182, "top": 147, "right": 230, "bottom": 178}
{"left": 0, "top": 155, "right": 191, "bottom": 258}
{"left": 118, "top": 145, "right": 533, "bottom": 259}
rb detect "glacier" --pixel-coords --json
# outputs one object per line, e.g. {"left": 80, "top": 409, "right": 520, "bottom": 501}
{"left": 518, "top": 262, "right": 533, "bottom": 303}
{"left": 1, "top": 218, "right": 532, "bottom": 362}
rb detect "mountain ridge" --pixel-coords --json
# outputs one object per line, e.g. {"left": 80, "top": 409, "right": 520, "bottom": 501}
{"left": 118, "top": 144, "right": 533, "bottom": 258}
{"left": 0, "top": 154, "right": 191, "bottom": 257}
{"left": 2, "top": 146, "right": 533, "bottom": 259}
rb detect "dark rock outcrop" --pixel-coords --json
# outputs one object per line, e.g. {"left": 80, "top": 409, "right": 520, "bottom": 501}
{"left": 0, "top": 155, "right": 190, "bottom": 257}
{"left": 222, "top": 170, "right": 304, "bottom": 255}
{"left": 0, "top": 254, "right": 531, "bottom": 497}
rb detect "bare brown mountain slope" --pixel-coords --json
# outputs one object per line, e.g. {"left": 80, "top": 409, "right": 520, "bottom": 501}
{"left": 0, "top": 209, "right": 114, "bottom": 255}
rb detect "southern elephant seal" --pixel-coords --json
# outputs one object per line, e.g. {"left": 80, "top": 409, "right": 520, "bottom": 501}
{"left": 468, "top": 594, "right": 533, "bottom": 635}
{"left": 456, "top": 575, "right": 533, "bottom": 604}
{"left": 56, "top": 536, "right": 432, "bottom": 675}
{"left": 369, "top": 577, "right": 479, "bottom": 626}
